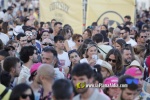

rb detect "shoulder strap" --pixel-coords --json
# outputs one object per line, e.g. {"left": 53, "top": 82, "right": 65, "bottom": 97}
{"left": 0, "top": 87, "right": 9, "bottom": 99}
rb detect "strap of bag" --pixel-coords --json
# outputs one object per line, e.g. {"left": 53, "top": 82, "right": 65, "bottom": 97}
{"left": 0, "top": 87, "right": 9, "bottom": 99}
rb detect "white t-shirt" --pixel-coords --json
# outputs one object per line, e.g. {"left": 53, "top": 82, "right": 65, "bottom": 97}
{"left": 0, "top": 32, "right": 9, "bottom": 45}
{"left": 58, "top": 51, "right": 71, "bottom": 67}
{"left": 67, "top": 38, "right": 75, "bottom": 49}
{"left": 126, "top": 38, "right": 137, "bottom": 47}
{"left": 80, "top": 58, "right": 103, "bottom": 66}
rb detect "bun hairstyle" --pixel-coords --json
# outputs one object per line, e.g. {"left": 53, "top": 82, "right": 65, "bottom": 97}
{"left": 134, "top": 45, "right": 146, "bottom": 55}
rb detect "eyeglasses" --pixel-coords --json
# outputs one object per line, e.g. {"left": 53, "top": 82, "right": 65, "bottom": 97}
{"left": 21, "top": 94, "right": 32, "bottom": 99}
{"left": 78, "top": 40, "right": 83, "bottom": 42}
{"left": 107, "top": 58, "right": 116, "bottom": 63}
{"left": 26, "top": 32, "right": 32, "bottom": 36}
{"left": 140, "top": 36, "right": 147, "bottom": 38}
{"left": 42, "top": 43, "right": 53, "bottom": 46}
{"left": 126, "top": 78, "right": 139, "bottom": 84}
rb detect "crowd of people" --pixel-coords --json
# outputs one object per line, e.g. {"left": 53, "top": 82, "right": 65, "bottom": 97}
{"left": 0, "top": 0, "right": 150, "bottom": 100}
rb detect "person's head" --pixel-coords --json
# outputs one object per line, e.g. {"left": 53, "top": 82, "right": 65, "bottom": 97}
{"left": 35, "top": 64, "right": 55, "bottom": 85}
{"left": 60, "top": 27, "right": 73, "bottom": 40}
{"left": 82, "top": 29, "right": 92, "bottom": 40}
{"left": 51, "top": 19, "right": 56, "bottom": 28}
{"left": 103, "top": 17, "right": 109, "bottom": 25}
{"left": 85, "top": 44, "right": 98, "bottom": 58}
{"left": 113, "top": 27, "right": 121, "bottom": 37}
{"left": 105, "top": 49, "right": 123, "bottom": 72}
{"left": 93, "top": 64, "right": 103, "bottom": 84}
{"left": 92, "top": 33, "right": 104, "bottom": 44}
{"left": 25, "top": 28, "right": 33, "bottom": 42}
{"left": 0, "top": 49, "right": 10, "bottom": 67}
{"left": 54, "top": 35, "right": 65, "bottom": 50}
{"left": 52, "top": 79, "right": 74, "bottom": 100}
{"left": 122, "top": 47, "right": 132, "bottom": 65}
{"left": 68, "top": 49, "right": 80, "bottom": 65}
{"left": 91, "top": 26, "right": 100, "bottom": 36}
{"left": 0, "top": 71, "right": 11, "bottom": 87}
{"left": 118, "top": 75, "right": 138, "bottom": 100}
{"left": 139, "top": 30, "right": 147, "bottom": 44}
{"left": 54, "top": 22, "right": 62, "bottom": 34}
{"left": 41, "top": 38, "right": 53, "bottom": 49}
{"left": 72, "top": 34, "right": 83, "bottom": 47}
{"left": 29, "top": 63, "right": 42, "bottom": 81}
{"left": 30, "top": 27, "right": 38, "bottom": 40}
{"left": 134, "top": 45, "right": 146, "bottom": 57}
{"left": 20, "top": 46, "right": 38, "bottom": 64}
{"left": 97, "top": 60, "right": 113, "bottom": 79}
{"left": 6, "top": 40, "right": 18, "bottom": 52}
{"left": 103, "top": 76, "right": 120, "bottom": 99}
{"left": 40, "top": 30, "right": 50, "bottom": 41}
{"left": 120, "top": 27, "right": 130, "bottom": 39}
{"left": 2, "top": 22, "right": 9, "bottom": 34}
{"left": 101, "top": 25, "right": 108, "bottom": 31}
{"left": 115, "top": 39, "right": 126, "bottom": 51}
{"left": 42, "top": 46, "right": 58, "bottom": 67}
{"left": 0, "top": 39, "right": 3, "bottom": 50}
{"left": 9, "top": 83, "right": 35, "bottom": 100}
{"left": 124, "top": 15, "right": 131, "bottom": 23}
{"left": 24, "top": 17, "right": 32, "bottom": 26}
{"left": 72, "top": 63, "right": 94, "bottom": 93}
{"left": 125, "top": 67, "right": 143, "bottom": 92}
{"left": 3, "top": 56, "right": 21, "bottom": 77}
{"left": 17, "top": 33, "right": 27, "bottom": 47}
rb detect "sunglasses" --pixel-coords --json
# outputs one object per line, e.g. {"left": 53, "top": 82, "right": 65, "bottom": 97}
{"left": 78, "top": 40, "right": 83, "bottom": 42}
{"left": 107, "top": 58, "right": 116, "bottom": 63}
{"left": 42, "top": 43, "right": 53, "bottom": 46}
{"left": 126, "top": 78, "right": 139, "bottom": 84}
{"left": 21, "top": 94, "right": 32, "bottom": 99}
{"left": 140, "top": 36, "right": 147, "bottom": 38}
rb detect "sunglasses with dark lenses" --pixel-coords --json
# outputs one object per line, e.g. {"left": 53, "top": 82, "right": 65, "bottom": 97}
{"left": 42, "top": 43, "right": 53, "bottom": 46}
{"left": 125, "top": 78, "right": 139, "bottom": 84}
{"left": 107, "top": 58, "right": 116, "bottom": 63}
{"left": 140, "top": 36, "right": 147, "bottom": 38}
{"left": 21, "top": 94, "right": 32, "bottom": 99}
{"left": 78, "top": 40, "right": 83, "bottom": 42}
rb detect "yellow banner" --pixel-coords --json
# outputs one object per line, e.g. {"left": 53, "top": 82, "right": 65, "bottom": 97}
{"left": 40, "top": 0, "right": 83, "bottom": 34}
{"left": 86, "top": 0, "right": 136, "bottom": 28}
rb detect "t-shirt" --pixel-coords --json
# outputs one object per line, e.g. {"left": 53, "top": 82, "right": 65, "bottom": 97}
{"left": 0, "top": 32, "right": 9, "bottom": 45}
{"left": 73, "top": 89, "right": 110, "bottom": 100}
{"left": 80, "top": 58, "right": 103, "bottom": 66}
{"left": 0, "top": 84, "right": 12, "bottom": 100}
{"left": 58, "top": 51, "right": 71, "bottom": 67}
{"left": 126, "top": 38, "right": 137, "bottom": 47}
{"left": 67, "top": 38, "right": 75, "bottom": 49}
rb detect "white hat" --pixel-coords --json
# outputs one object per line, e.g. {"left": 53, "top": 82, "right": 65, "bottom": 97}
{"left": 13, "top": 25, "right": 24, "bottom": 36}
{"left": 126, "top": 60, "right": 144, "bottom": 72}
{"left": 96, "top": 60, "right": 114, "bottom": 75}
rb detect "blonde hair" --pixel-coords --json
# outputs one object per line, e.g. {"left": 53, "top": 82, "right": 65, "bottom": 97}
{"left": 134, "top": 45, "right": 146, "bottom": 54}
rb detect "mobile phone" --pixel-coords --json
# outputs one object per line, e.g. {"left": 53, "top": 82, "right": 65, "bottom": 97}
{"left": 92, "top": 55, "right": 98, "bottom": 60}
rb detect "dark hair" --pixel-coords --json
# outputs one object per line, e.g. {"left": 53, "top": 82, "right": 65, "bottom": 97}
{"left": 59, "top": 27, "right": 73, "bottom": 39}
{"left": 0, "top": 39, "right": 4, "bottom": 50}
{"left": 0, "top": 71, "right": 11, "bottom": 87}
{"left": 92, "top": 33, "right": 104, "bottom": 43}
{"left": 91, "top": 22, "right": 97, "bottom": 26}
{"left": 115, "top": 39, "right": 126, "bottom": 48}
{"left": 124, "top": 15, "right": 131, "bottom": 20}
{"left": 2, "top": 22, "right": 8, "bottom": 34}
{"left": 100, "top": 30, "right": 109, "bottom": 42}
{"left": 134, "top": 45, "right": 146, "bottom": 54}
{"left": 54, "top": 22, "right": 62, "bottom": 27}
{"left": 16, "top": 33, "right": 26, "bottom": 40}
{"left": 0, "top": 48, "right": 10, "bottom": 57}
{"left": 122, "top": 27, "right": 130, "bottom": 34}
{"left": 68, "top": 49, "right": 79, "bottom": 58}
{"left": 52, "top": 79, "right": 73, "bottom": 99}
{"left": 118, "top": 75, "right": 138, "bottom": 90}
{"left": 9, "top": 83, "right": 35, "bottom": 100}
{"left": 3, "top": 57, "right": 20, "bottom": 72}
{"left": 54, "top": 35, "right": 64, "bottom": 43}
{"left": 145, "top": 40, "right": 150, "bottom": 58}
{"left": 93, "top": 64, "right": 103, "bottom": 83}
{"left": 139, "top": 30, "right": 146, "bottom": 36}
{"left": 71, "top": 63, "right": 93, "bottom": 78}
{"left": 105, "top": 49, "right": 123, "bottom": 73}
{"left": 122, "top": 46, "right": 135, "bottom": 61}
{"left": 19, "top": 46, "right": 36, "bottom": 63}
{"left": 72, "top": 34, "right": 83, "bottom": 41}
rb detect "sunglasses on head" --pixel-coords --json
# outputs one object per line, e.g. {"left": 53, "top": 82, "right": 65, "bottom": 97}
{"left": 107, "top": 58, "right": 116, "bottom": 63}
{"left": 78, "top": 40, "right": 83, "bottom": 42}
{"left": 42, "top": 43, "right": 53, "bottom": 46}
{"left": 125, "top": 78, "right": 139, "bottom": 84}
{"left": 140, "top": 36, "right": 147, "bottom": 38}
{"left": 21, "top": 94, "right": 32, "bottom": 99}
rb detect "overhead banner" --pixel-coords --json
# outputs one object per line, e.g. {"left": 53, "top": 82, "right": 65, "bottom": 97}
{"left": 86, "top": 0, "right": 136, "bottom": 28}
{"left": 40, "top": 0, "right": 83, "bottom": 34}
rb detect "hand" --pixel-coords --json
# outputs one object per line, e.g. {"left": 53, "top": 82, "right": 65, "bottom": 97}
{"left": 89, "top": 59, "right": 96, "bottom": 66}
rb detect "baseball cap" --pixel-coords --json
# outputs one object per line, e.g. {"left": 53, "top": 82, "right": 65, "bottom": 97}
{"left": 126, "top": 60, "right": 144, "bottom": 72}
{"left": 125, "top": 67, "right": 143, "bottom": 77}
{"left": 103, "top": 76, "right": 118, "bottom": 85}
{"left": 96, "top": 60, "right": 114, "bottom": 75}
{"left": 29, "top": 63, "right": 42, "bottom": 81}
